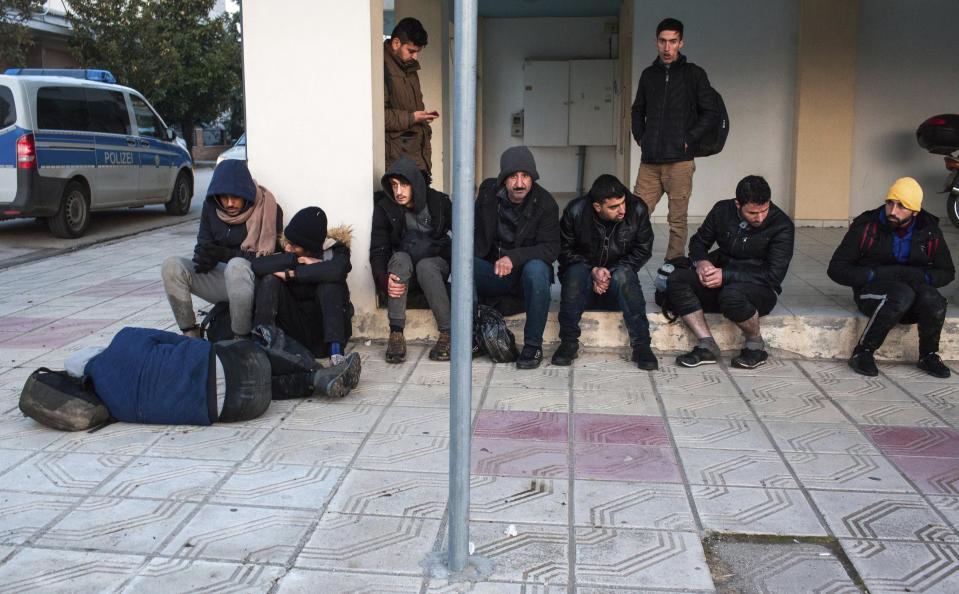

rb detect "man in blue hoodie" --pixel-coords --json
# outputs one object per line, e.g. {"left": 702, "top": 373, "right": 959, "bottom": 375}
{"left": 162, "top": 160, "right": 283, "bottom": 339}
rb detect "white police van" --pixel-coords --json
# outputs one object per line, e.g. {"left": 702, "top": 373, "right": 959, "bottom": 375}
{"left": 0, "top": 69, "right": 193, "bottom": 238}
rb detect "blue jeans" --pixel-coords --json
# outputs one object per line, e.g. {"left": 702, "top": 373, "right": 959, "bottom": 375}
{"left": 558, "top": 262, "right": 650, "bottom": 346}
{"left": 474, "top": 257, "right": 551, "bottom": 348}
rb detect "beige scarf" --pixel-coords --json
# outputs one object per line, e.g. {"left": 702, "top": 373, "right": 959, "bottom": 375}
{"left": 215, "top": 182, "right": 279, "bottom": 257}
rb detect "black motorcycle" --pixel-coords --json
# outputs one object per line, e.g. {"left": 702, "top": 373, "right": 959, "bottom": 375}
{"left": 917, "top": 114, "right": 959, "bottom": 229}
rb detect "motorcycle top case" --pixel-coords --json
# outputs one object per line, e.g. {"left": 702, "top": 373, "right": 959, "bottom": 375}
{"left": 917, "top": 114, "right": 959, "bottom": 155}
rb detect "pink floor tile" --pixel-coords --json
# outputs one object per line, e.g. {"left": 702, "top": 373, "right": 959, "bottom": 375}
{"left": 2, "top": 319, "right": 114, "bottom": 349}
{"left": 889, "top": 455, "right": 959, "bottom": 495}
{"left": 71, "top": 279, "right": 156, "bottom": 298}
{"left": 574, "top": 443, "right": 681, "bottom": 482}
{"left": 471, "top": 437, "right": 568, "bottom": 478}
{"left": 473, "top": 410, "right": 568, "bottom": 442}
{"left": 573, "top": 414, "right": 669, "bottom": 446}
{"left": 864, "top": 426, "right": 959, "bottom": 458}
{"left": 0, "top": 317, "right": 55, "bottom": 333}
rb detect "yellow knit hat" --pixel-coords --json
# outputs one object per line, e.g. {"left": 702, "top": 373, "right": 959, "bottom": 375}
{"left": 885, "top": 177, "right": 923, "bottom": 212}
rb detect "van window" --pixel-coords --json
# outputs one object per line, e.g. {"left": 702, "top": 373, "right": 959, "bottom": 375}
{"left": 37, "top": 86, "right": 90, "bottom": 131}
{"left": 87, "top": 88, "right": 130, "bottom": 135}
{"left": 0, "top": 86, "right": 14, "bottom": 128}
{"left": 130, "top": 95, "right": 163, "bottom": 138}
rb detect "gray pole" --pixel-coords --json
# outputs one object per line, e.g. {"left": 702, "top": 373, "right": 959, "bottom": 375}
{"left": 448, "top": 0, "right": 478, "bottom": 574}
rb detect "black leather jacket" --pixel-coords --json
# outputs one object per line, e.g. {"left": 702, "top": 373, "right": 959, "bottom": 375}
{"left": 474, "top": 178, "right": 560, "bottom": 273}
{"left": 559, "top": 193, "right": 653, "bottom": 278}
{"left": 688, "top": 199, "right": 795, "bottom": 293}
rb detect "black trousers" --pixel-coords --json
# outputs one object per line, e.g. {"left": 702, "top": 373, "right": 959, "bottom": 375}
{"left": 854, "top": 280, "right": 947, "bottom": 355}
{"left": 254, "top": 276, "right": 352, "bottom": 357}
{"left": 665, "top": 268, "right": 778, "bottom": 323}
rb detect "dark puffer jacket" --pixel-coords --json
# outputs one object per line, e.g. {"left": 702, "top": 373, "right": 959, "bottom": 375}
{"left": 631, "top": 54, "right": 720, "bottom": 164}
{"left": 197, "top": 160, "right": 283, "bottom": 259}
{"left": 559, "top": 193, "right": 653, "bottom": 278}
{"left": 827, "top": 206, "right": 955, "bottom": 293}
{"left": 369, "top": 158, "right": 452, "bottom": 294}
{"left": 689, "top": 199, "right": 795, "bottom": 293}
{"left": 473, "top": 179, "right": 560, "bottom": 275}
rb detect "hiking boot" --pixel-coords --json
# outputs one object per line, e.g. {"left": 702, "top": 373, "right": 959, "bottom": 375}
{"left": 848, "top": 347, "right": 878, "bottom": 377}
{"left": 386, "top": 330, "right": 406, "bottom": 364}
{"left": 918, "top": 353, "right": 951, "bottom": 378}
{"left": 516, "top": 345, "right": 543, "bottom": 370}
{"left": 631, "top": 344, "right": 658, "bottom": 370}
{"left": 342, "top": 352, "right": 362, "bottom": 388}
{"left": 312, "top": 363, "right": 350, "bottom": 398}
{"left": 676, "top": 346, "right": 718, "bottom": 368}
{"left": 429, "top": 331, "right": 451, "bottom": 361}
{"left": 550, "top": 341, "right": 579, "bottom": 366}
{"left": 731, "top": 348, "right": 768, "bottom": 369}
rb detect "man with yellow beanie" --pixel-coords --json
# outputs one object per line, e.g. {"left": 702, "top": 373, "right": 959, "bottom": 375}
{"left": 828, "top": 177, "right": 955, "bottom": 377}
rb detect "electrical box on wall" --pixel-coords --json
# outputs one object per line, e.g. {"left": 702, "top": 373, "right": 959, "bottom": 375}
{"left": 522, "top": 59, "right": 617, "bottom": 147}
{"left": 511, "top": 111, "right": 524, "bottom": 137}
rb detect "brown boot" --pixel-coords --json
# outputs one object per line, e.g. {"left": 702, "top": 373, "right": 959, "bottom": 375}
{"left": 386, "top": 330, "right": 407, "bottom": 363}
{"left": 429, "top": 331, "right": 451, "bottom": 361}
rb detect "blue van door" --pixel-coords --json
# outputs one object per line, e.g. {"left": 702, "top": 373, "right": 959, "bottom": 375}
{"left": 130, "top": 94, "right": 171, "bottom": 201}
{"left": 34, "top": 86, "right": 97, "bottom": 204}
{"left": 87, "top": 88, "right": 139, "bottom": 205}
{"left": 0, "top": 85, "right": 17, "bottom": 204}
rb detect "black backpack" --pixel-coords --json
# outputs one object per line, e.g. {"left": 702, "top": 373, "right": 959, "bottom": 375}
{"left": 19, "top": 368, "right": 111, "bottom": 431}
{"left": 687, "top": 81, "right": 729, "bottom": 158}
{"left": 200, "top": 302, "right": 232, "bottom": 343}
{"left": 654, "top": 257, "right": 692, "bottom": 322}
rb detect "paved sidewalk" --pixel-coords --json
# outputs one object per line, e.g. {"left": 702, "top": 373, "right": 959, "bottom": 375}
{"left": 0, "top": 222, "right": 956, "bottom": 592}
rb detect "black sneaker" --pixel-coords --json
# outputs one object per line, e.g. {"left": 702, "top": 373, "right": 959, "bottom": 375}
{"left": 731, "top": 348, "right": 768, "bottom": 369}
{"left": 676, "top": 346, "right": 717, "bottom": 368}
{"left": 312, "top": 364, "right": 349, "bottom": 398}
{"left": 848, "top": 347, "right": 878, "bottom": 377}
{"left": 516, "top": 345, "right": 543, "bottom": 370}
{"left": 918, "top": 353, "right": 951, "bottom": 378}
{"left": 342, "top": 352, "right": 362, "bottom": 388}
{"left": 551, "top": 341, "right": 579, "bottom": 366}
{"left": 631, "top": 344, "right": 658, "bottom": 370}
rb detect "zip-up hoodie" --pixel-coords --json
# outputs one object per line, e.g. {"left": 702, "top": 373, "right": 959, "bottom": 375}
{"left": 196, "top": 160, "right": 283, "bottom": 256}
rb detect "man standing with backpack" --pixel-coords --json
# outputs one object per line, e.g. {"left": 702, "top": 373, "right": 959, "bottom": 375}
{"left": 828, "top": 178, "right": 955, "bottom": 378}
{"left": 631, "top": 17, "right": 722, "bottom": 261}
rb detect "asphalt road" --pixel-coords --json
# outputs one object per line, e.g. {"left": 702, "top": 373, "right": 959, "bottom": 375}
{"left": 0, "top": 167, "right": 213, "bottom": 270}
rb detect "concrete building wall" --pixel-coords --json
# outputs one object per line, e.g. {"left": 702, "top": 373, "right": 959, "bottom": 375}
{"left": 850, "top": 0, "right": 959, "bottom": 220}
{"left": 480, "top": 16, "right": 619, "bottom": 195}
{"left": 631, "top": 0, "right": 798, "bottom": 217}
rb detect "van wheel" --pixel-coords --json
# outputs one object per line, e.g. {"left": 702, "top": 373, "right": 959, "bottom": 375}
{"left": 165, "top": 172, "right": 192, "bottom": 215}
{"left": 47, "top": 181, "right": 91, "bottom": 238}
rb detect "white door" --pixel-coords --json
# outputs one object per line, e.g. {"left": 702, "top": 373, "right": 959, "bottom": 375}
{"left": 523, "top": 60, "right": 569, "bottom": 147}
{"left": 569, "top": 60, "right": 616, "bottom": 146}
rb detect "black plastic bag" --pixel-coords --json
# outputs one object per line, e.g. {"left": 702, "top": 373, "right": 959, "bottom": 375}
{"left": 473, "top": 304, "right": 519, "bottom": 363}
{"left": 251, "top": 324, "right": 318, "bottom": 375}
{"left": 214, "top": 339, "right": 272, "bottom": 422}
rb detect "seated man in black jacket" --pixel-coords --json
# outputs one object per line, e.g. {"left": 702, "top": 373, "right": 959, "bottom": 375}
{"left": 474, "top": 146, "right": 560, "bottom": 369}
{"left": 666, "top": 175, "right": 794, "bottom": 369}
{"left": 370, "top": 157, "right": 452, "bottom": 363}
{"left": 252, "top": 207, "right": 356, "bottom": 374}
{"left": 827, "top": 177, "right": 954, "bottom": 378}
{"left": 162, "top": 159, "right": 282, "bottom": 339}
{"left": 554, "top": 174, "right": 657, "bottom": 369}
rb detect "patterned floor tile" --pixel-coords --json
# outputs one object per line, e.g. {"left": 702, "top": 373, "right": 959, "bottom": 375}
{"left": 0, "top": 547, "right": 144, "bottom": 593}
{"left": 250, "top": 429, "right": 363, "bottom": 466}
{"left": 669, "top": 417, "right": 775, "bottom": 451}
{"left": 393, "top": 383, "right": 480, "bottom": 410}
{"left": 0, "top": 318, "right": 114, "bottom": 349}
{"left": 572, "top": 389, "right": 662, "bottom": 416}
{"left": 881, "top": 363, "right": 957, "bottom": 383}
{"left": 473, "top": 410, "right": 568, "bottom": 442}
{"left": 814, "top": 377, "right": 916, "bottom": 401}
{"left": 764, "top": 421, "right": 880, "bottom": 454}
{"left": 276, "top": 569, "right": 423, "bottom": 594}
{"left": 0, "top": 491, "right": 76, "bottom": 545}
{"left": 785, "top": 452, "right": 917, "bottom": 492}
{"left": 573, "top": 444, "right": 680, "bottom": 482}
{"left": 488, "top": 366, "right": 570, "bottom": 390}
{"left": 709, "top": 539, "right": 859, "bottom": 594}
{"left": 733, "top": 376, "right": 823, "bottom": 400}
{"left": 0, "top": 316, "right": 56, "bottom": 333}
{"left": 471, "top": 476, "right": 569, "bottom": 526}
{"left": 842, "top": 539, "right": 959, "bottom": 593}
{"left": 677, "top": 448, "right": 796, "bottom": 488}
{"left": 296, "top": 513, "right": 440, "bottom": 575}
{"left": 574, "top": 480, "right": 694, "bottom": 531}
{"left": 122, "top": 558, "right": 287, "bottom": 593}
{"left": 888, "top": 455, "right": 959, "bottom": 495}
{"left": 355, "top": 434, "right": 450, "bottom": 473}
{"left": 725, "top": 357, "right": 807, "bottom": 379}
{"left": 929, "top": 495, "right": 959, "bottom": 529}
{"left": 863, "top": 425, "right": 959, "bottom": 458}
{"left": 44, "top": 423, "right": 166, "bottom": 455}
{"left": 566, "top": 350, "right": 638, "bottom": 372}
{"left": 213, "top": 463, "right": 343, "bottom": 509}
{"left": 573, "top": 414, "right": 668, "bottom": 446}
{"left": 0, "top": 451, "right": 129, "bottom": 495}
{"left": 333, "top": 380, "right": 402, "bottom": 406}
{"left": 373, "top": 405, "right": 451, "bottom": 437}
{"left": 837, "top": 400, "right": 947, "bottom": 427}
{"left": 96, "top": 457, "right": 232, "bottom": 500}
{"left": 38, "top": 496, "right": 196, "bottom": 554}
{"left": 810, "top": 490, "right": 957, "bottom": 542}
{"left": 146, "top": 426, "right": 268, "bottom": 461}
{"left": 163, "top": 503, "right": 314, "bottom": 564}
{"left": 465, "top": 521, "right": 569, "bottom": 585}
{"left": 659, "top": 393, "right": 754, "bottom": 420}
{"left": 0, "top": 347, "right": 45, "bottom": 367}
{"left": 483, "top": 387, "right": 570, "bottom": 412}
{"left": 0, "top": 416, "right": 68, "bottom": 451}
{"left": 427, "top": 581, "right": 541, "bottom": 593}
{"left": 692, "top": 485, "right": 826, "bottom": 536}
{"left": 472, "top": 438, "right": 568, "bottom": 478}
{"left": 574, "top": 527, "right": 712, "bottom": 590}
{"left": 652, "top": 366, "right": 740, "bottom": 397}
{"left": 407, "top": 360, "right": 489, "bottom": 387}
{"left": 281, "top": 402, "right": 384, "bottom": 433}
{"left": 571, "top": 369, "right": 654, "bottom": 392}
{"left": 327, "top": 469, "right": 448, "bottom": 519}
{"left": 798, "top": 360, "right": 871, "bottom": 381}
{"left": 0, "top": 449, "right": 33, "bottom": 476}
{"left": 748, "top": 394, "right": 849, "bottom": 423}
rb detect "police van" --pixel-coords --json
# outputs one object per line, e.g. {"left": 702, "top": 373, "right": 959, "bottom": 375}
{"left": 0, "top": 69, "right": 193, "bottom": 238}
